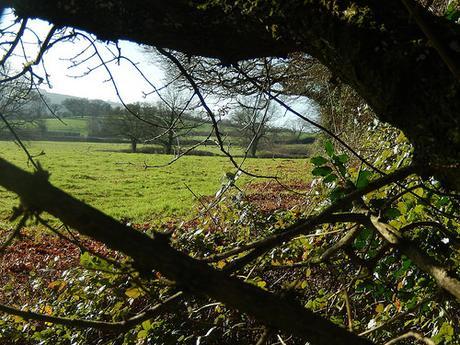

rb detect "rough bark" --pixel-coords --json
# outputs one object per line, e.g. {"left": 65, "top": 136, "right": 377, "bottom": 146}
{"left": 5, "top": 0, "right": 460, "bottom": 188}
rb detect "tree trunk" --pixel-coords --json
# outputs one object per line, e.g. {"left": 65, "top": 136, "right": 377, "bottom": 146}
{"left": 250, "top": 136, "right": 259, "bottom": 158}
{"left": 130, "top": 139, "right": 137, "bottom": 153}
{"left": 165, "top": 130, "right": 174, "bottom": 155}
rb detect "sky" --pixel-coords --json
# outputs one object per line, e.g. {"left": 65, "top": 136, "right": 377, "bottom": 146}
{"left": 0, "top": 10, "right": 318, "bottom": 127}
{"left": 1, "top": 10, "right": 164, "bottom": 104}
{"left": 39, "top": 40, "right": 164, "bottom": 104}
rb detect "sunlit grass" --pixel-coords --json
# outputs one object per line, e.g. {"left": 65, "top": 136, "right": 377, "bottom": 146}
{"left": 45, "top": 117, "right": 88, "bottom": 135}
{"left": 0, "top": 141, "right": 311, "bottom": 224}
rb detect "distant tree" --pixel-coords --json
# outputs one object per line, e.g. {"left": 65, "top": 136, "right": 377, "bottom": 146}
{"left": 62, "top": 97, "right": 113, "bottom": 117}
{"left": 232, "top": 98, "right": 274, "bottom": 157}
{"left": 289, "top": 119, "right": 309, "bottom": 142}
{"left": 0, "top": 66, "right": 47, "bottom": 131}
{"left": 97, "top": 92, "right": 202, "bottom": 154}
{"left": 101, "top": 103, "right": 158, "bottom": 153}
{"left": 147, "top": 89, "right": 201, "bottom": 155}
{"left": 62, "top": 98, "right": 89, "bottom": 117}
{"left": 87, "top": 99, "right": 113, "bottom": 116}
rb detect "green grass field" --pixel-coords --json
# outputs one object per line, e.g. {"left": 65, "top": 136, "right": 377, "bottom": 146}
{"left": 41, "top": 117, "right": 315, "bottom": 155}
{"left": 45, "top": 117, "right": 88, "bottom": 135}
{"left": 0, "top": 141, "right": 310, "bottom": 225}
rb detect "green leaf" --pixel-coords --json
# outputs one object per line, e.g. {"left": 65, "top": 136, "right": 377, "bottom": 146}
{"left": 324, "top": 140, "right": 334, "bottom": 157}
{"left": 142, "top": 320, "right": 151, "bottom": 331}
{"left": 433, "top": 322, "right": 454, "bottom": 344}
{"left": 137, "top": 330, "right": 148, "bottom": 339}
{"left": 436, "top": 196, "right": 450, "bottom": 207}
{"left": 334, "top": 153, "right": 348, "bottom": 164}
{"left": 312, "top": 166, "right": 333, "bottom": 177}
{"left": 393, "top": 257, "right": 412, "bottom": 278}
{"left": 338, "top": 164, "right": 347, "bottom": 178}
{"left": 79, "top": 252, "right": 93, "bottom": 266}
{"left": 445, "top": 1, "right": 460, "bottom": 21}
{"left": 384, "top": 208, "right": 401, "bottom": 219}
{"left": 329, "top": 187, "right": 346, "bottom": 203}
{"left": 310, "top": 156, "right": 328, "bottom": 166}
{"left": 125, "top": 287, "right": 142, "bottom": 299}
{"left": 353, "top": 227, "right": 372, "bottom": 249}
{"left": 323, "top": 173, "right": 338, "bottom": 183}
{"left": 356, "top": 170, "right": 372, "bottom": 189}
{"left": 256, "top": 280, "right": 267, "bottom": 289}
{"left": 79, "top": 251, "right": 112, "bottom": 271}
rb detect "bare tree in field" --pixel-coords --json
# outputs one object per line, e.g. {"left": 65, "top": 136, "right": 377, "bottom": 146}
{"left": 99, "top": 103, "right": 158, "bottom": 153}
{"left": 232, "top": 97, "right": 274, "bottom": 157}
{"left": 0, "top": 66, "right": 47, "bottom": 131}
{"left": 145, "top": 88, "right": 203, "bottom": 155}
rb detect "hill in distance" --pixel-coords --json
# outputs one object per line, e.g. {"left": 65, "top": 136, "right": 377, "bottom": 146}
{"left": 40, "top": 89, "right": 121, "bottom": 108}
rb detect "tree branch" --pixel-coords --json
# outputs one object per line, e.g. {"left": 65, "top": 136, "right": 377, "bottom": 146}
{"left": 384, "top": 331, "right": 435, "bottom": 345}
{"left": 0, "top": 291, "right": 182, "bottom": 331}
{"left": 368, "top": 216, "right": 460, "bottom": 300}
{"left": 204, "top": 165, "right": 417, "bottom": 264}
{"left": 400, "top": 0, "right": 460, "bottom": 80}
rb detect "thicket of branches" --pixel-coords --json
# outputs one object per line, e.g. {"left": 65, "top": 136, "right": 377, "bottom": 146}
{"left": 0, "top": 2, "right": 459, "bottom": 345}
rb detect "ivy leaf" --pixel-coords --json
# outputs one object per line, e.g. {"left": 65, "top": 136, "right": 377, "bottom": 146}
{"left": 79, "top": 251, "right": 111, "bottom": 271}
{"left": 137, "top": 330, "right": 148, "bottom": 339}
{"left": 384, "top": 208, "right": 401, "bottom": 219}
{"left": 329, "top": 187, "right": 346, "bottom": 203}
{"left": 142, "top": 320, "right": 152, "bottom": 331}
{"left": 324, "top": 140, "right": 334, "bottom": 157}
{"left": 125, "top": 287, "right": 142, "bottom": 299}
{"left": 436, "top": 196, "right": 450, "bottom": 207}
{"left": 445, "top": 1, "right": 460, "bottom": 21}
{"left": 334, "top": 153, "right": 348, "bottom": 164}
{"left": 256, "top": 280, "right": 267, "bottom": 289}
{"left": 356, "top": 170, "right": 372, "bottom": 189}
{"left": 394, "top": 257, "right": 412, "bottom": 278}
{"left": 310, "top": 156, "right": 328, "bottom": 166}
{"left": 433, "top": 322, "right": 454, "bottom": 344}
{"left": 338, "top": 153, "right": 348, "bottom": 163}
{"left": 323, "top": 173, "right": 338, "bottom": 183}
{"left": 354, "top": 227, "right": 372, "bottom": 249}
{"left": 338, "top": 164, "right": 347, "bottom": 178}
{"left": 312, "top": 166, "right": 333, "bottom": 177}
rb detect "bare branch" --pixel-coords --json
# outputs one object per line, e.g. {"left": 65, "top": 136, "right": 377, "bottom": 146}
{"left": 0, "top": 291, "right": 182, "bottom": 331}
{"left": 204, "top": 165, "right": 417, "bottom": 263}
{"left": 384, "top": 330, "right": 435, "bottom": 345}
{"left": 0, "top": 17, "right": 27, "bottom": 66}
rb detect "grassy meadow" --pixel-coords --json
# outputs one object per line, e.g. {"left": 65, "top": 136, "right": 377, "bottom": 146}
{"left": 44, "top": 117, "right": 88, "bottom": 136}
{"left": 0, "top": 141, "right": 311, "bottom": 225}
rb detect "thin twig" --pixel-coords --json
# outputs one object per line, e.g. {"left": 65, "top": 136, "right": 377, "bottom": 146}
{"left": 0, "top": 291, "right": 182, "bottom": 331}
{"left": 384, "top": 331, "right": 435, "bottom": 345}
{"left": 0, "top": 111, "right": 39, "bottom": 170}
{"left": 0, "top": 214, "right": 27, "bottom": 252}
